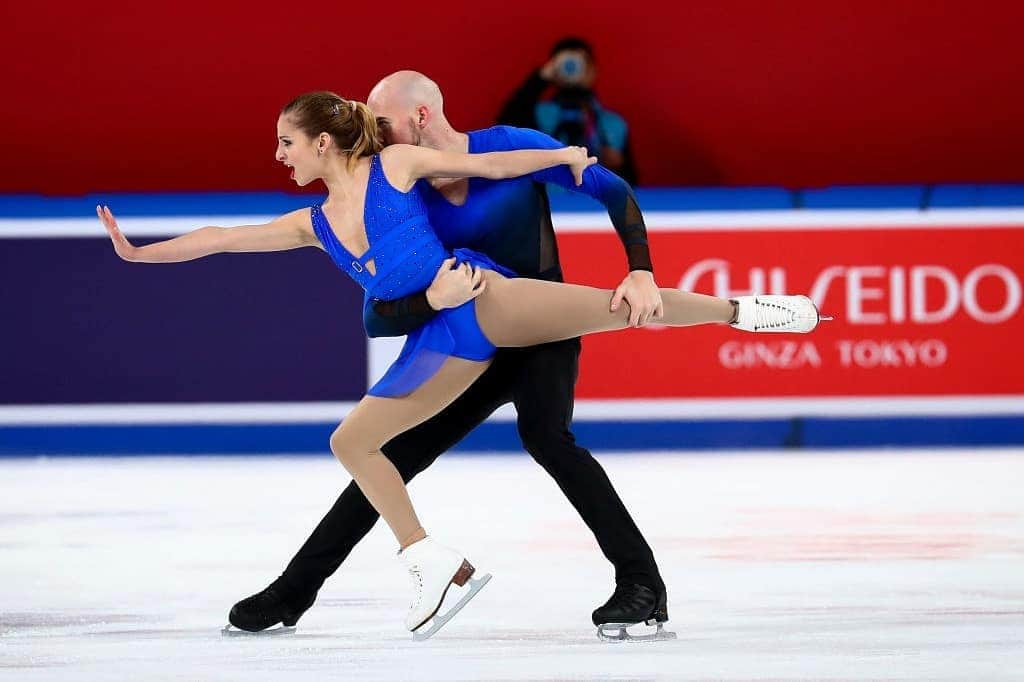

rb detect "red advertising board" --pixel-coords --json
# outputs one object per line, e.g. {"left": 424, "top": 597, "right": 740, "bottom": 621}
{"left": 559, "top": 224, "right": 1023, "bottom": 398}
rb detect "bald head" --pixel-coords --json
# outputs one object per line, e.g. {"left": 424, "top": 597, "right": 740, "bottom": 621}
{"left": 367, "top": 71, "right": 448, "bottom": 147}
{"left": 369, "top": 70, "right": 443, "bottom": 111}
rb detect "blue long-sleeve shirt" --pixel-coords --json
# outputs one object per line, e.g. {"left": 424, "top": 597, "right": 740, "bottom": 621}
{"left": 363, "top": 125, "right": 651, "bottom": 338}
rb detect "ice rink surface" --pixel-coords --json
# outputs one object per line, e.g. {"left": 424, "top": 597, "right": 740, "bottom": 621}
{"left": 1, "top": 449, "right": 1022, "bottom": 681}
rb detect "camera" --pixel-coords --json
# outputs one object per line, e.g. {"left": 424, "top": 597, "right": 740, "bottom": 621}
{"left": 556, "top": 54, "right": 586, "bottom": 84}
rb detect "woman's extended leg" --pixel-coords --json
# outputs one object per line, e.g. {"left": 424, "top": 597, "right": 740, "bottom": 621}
{"left": 329, "top": 357, "right": 490, "bottom": 548}
{"left": 475, "top": 273, "right": 735, "bottom": 347}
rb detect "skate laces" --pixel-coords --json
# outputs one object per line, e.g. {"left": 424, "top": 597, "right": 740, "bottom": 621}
{"left": 754, "top": 299, "right": 796, "bottom": 330}
{"left": 407, "top": 565, "right": 424, "bottom": 605}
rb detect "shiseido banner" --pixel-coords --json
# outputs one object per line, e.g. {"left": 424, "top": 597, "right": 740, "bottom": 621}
{"left": 558, "top": 220, "right": 1022, "bottom": 399}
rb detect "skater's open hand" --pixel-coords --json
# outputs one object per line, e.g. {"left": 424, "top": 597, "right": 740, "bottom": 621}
{"left": 564, "top": 146, "right": 598, "bottom": 185}
{"left": 96, "top": 205, "right": 138, "bottom": 262}
{"left": 426, "top": 257, "right": 487, "bottom": 310}
{"left": 610, "top": 270, "right": 664, "bottom": 327}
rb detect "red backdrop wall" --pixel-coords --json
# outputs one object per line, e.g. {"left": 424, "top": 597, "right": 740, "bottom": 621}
{"left": 4, "top": 1, "right": 1023, "bottom": 193}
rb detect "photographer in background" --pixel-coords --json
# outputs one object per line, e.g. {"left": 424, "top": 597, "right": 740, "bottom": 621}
{"left": 497, "top": 37, "right": 638, "bottom": 185}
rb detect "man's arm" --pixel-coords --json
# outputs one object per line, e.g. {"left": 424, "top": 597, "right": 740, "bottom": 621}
{"left": 362, "top": 258, "right": 487, "bottom": 338}
{"left": 497, "top": 126, "right": 653, "bottom": 274}
{"left": 493, "top": 126, "right": 661, "bottom": 325}
{"left": 363, "top": 292, "right": 437, "bottom": 338}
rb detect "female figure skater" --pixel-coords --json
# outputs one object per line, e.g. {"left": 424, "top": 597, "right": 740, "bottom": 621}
{"left": 97, "top": 91, "right": 824, "bottom": 639}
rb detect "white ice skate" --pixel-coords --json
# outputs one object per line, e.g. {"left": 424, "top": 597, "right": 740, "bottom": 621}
{"left": 399, "top": 536, "right": 491, "bottom": 641}
{"left": 730, "top": 295, "right": 831, "bottom": 333}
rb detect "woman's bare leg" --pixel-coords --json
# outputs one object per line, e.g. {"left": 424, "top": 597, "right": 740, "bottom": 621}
{"left": 332, "top": 275, "right": 729, "bottom": 545}
{"left": 475, "top": 272, "right": 734, "bottom": 347}
{"left": 329, "top": 357, "right": 490, "bottom": 548}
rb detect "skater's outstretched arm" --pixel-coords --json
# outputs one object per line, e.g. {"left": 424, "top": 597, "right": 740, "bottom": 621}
{"left": 380, "top": 144, "right": 597, "bottom": 192}
{"left": 96, "top": 206, "right": 319, "bottom": 263}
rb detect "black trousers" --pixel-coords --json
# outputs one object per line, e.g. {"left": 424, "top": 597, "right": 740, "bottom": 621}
{"left": 277, "top": 337, "right": 665, "bottom": 600}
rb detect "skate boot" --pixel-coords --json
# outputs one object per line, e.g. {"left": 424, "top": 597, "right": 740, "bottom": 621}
{"left": 222, "top": 582, "right": 316, "bottom": 636}
{"left": 730, "top": 295, "right": 832, "bottom": 333}
{"left": 399, "top": 536, "right": 491, "bottom": 641}
{"left": 592, "top": 584, "right": 677, "bottom": 642}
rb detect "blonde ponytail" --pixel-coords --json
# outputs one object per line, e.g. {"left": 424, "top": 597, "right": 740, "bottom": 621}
{"left": 281, "top": 91, "right": 385, "bottom": 169}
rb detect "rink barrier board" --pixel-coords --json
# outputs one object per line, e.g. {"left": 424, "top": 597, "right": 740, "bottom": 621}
{"left": 1, "top": 415, "right": 1023, "bottom": 456}
{"left": 4, "top": 190, "right": 1024, "bottom": 454}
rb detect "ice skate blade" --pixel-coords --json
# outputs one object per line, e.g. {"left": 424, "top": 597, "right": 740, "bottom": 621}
{"left": 412, "top": 573, "right": 492, "bottom": 642}
{"left": 221, "top": 624, "right": 296, "bottom": 637}
{"left": 596, "top": 620, "right": 677, "bottom": 643}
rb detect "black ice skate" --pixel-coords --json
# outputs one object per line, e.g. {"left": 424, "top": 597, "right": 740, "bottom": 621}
{"left": 221, "top": 585, "right": 316, "bottom": 636}
{"left": 592, "top": 583, "right": 677, "bottom": 642}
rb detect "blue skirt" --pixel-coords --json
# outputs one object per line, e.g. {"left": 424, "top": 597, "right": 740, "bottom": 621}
{"left": 368, "top": 249, "right": 515, "bottom": 398}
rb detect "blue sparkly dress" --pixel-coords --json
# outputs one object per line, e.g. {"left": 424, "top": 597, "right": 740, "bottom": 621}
{"left": 310, "top": 154, "right": 515, "bottom": 398}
